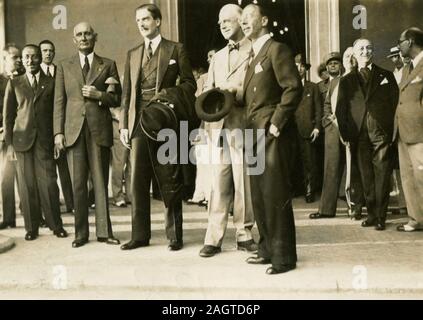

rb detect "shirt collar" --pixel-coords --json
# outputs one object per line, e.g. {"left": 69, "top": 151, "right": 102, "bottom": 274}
{"left": 144, "top": 34, "right": 162, "bottom": 55}
{"left": 26, "top": 71, "right": 41, "bottom": 84}
{"left": 252, "top": 33, "right": 271, "bottom": 56}
{"left": 79, "top": 51, "right": 94, "bottom": 68}
{"left": 41, "top": 62, "right": 54, "bottom": 76}
{"left": 412, "top": 50, "right": 423, "bottom": 68}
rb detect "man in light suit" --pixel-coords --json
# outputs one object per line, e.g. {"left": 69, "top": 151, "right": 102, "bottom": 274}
{"left": 395, "top": 28, "right": 423, "bottom": 232}
{"left": 336, "top": 39, "right": 399, "bottom": 231}
{"left": 0, "top": 44, "right": 22, "bottom": 230}
{"left": 39, "top": 39, "right": 74, "bottom": 215}
{"left": 54, "top": 22, "right": 122, "bottom": 248}
{"left": 119, "top": 4, "right": 196, "bottom": 251}
{"left": 241, "top": 4, "right": 302, "bottom": 274}
{"left": 3, "top": 44, "right": 67, "bottom": 240}
{"left": 199, "top": 4, "right": 256, "bottom": 258}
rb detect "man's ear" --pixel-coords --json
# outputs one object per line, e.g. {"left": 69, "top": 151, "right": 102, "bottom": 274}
{"left": 261, "top": 16, "right": 268, "bottom": 28}
{"left": 94, "top": 33, "right": 98, "bottom": 42}
{"left": 157, "top": 19, "right": 162, "bottom": 28}
{"left": 72, "top": 37, "right": 77, "bottom": 45}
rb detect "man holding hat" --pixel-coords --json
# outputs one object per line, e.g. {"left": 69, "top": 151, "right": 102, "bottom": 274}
{"left": 197, "top": 3, "right": 256, "bottom": 258}
{"left": 294, "top": 54, "right": 322, "bottom": 203}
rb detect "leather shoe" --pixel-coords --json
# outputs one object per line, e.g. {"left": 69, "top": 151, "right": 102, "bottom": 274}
{"left": 266, "top": 265, "right": 296, "bottom": 275}
{"left": 237, "top": 240, "right": 258, "bottom": 252}
{"left": 25, "top": 232, "right": 38, "bottom": 241}
{"left": 120, "top": 240, "right": 149, "bottom": 250}
{"left": 0, "top": 221, "right": 16, "bottom": 230}
{"left": 98, "top": 237, "right": 120, "bottom": 245}
{"left": 375, "top": 221, "right": 385, "bottom": 231}
{"left": 397, "top": 224, "right": 420, "bottom": 232}
{"left": 199, "top": 245, "right": 221, "bottom": 257}
{"left": 309, "top": 212, "right": 335, "bottom": 219}
{"left": 361, "top": 219, "right": 376, "bottom": 227}
{"left": 72, "top": 238, "right": 88, "bottom": 248}
{"left": 53, "top": 228, "right": 68, "bottom": 238}
{"left": 246, "top": 256, "right": 271, "bottom": 265}
{"left": 168, "top": 240, "right": 183, "bottom": 251}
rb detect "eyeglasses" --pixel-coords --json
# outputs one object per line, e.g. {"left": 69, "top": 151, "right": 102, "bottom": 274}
{"left": 397, "top": 39, "right": 409, "bottom": 46}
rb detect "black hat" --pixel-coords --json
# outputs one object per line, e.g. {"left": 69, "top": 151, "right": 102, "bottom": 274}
{"left": 324, "top": 52, "right": 342, "bottom": 65}
{"left": 195, "top": 88, "right": 234, "bottom": 122}
{"left": 140, "top": 100, "right": 179, "bottom": 141}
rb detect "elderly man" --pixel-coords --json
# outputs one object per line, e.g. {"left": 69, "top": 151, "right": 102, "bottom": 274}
{"left": 240, "top": 4, "right": 302, "bottom": 274}
{"left": 199, "top": 4, "right": 256, "bottom": 258}
{"left": 395, "top": 28, "right": 423, "bottom": 232}
{"left": 336, "top": 39, "right": 399, "bottom": 231}
{"left": 54, "top": 22, "right": 122, "bottom": 248}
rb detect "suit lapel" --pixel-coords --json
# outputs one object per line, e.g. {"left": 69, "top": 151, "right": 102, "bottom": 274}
{"left": 400, "top": 59, "right": 423, "bottom": 90}
{"left": 132, "top": 45, "right": 144, "bottom": 90}
{"left": 22, "top": 75, "right": 35, "bottom": 99}
{"left": 366, "top": 65, "right": 384, "bottom": 101}
{"left": 69, "top": 54, "right": 85, "bottom": 85}
{"left": 157, "top": 39, "right": 174, "bottom": 90}
{"left": 86, "top": 54, "right": 104, "bottom": 85}
{"left": 243, "top": 38, "right": 272, "bottom": 95}
{"left": 34, "top": 72, "right": 48, "bottom": 102}
{"left": 226, "top": 48, "right": 249, "bottom": 80}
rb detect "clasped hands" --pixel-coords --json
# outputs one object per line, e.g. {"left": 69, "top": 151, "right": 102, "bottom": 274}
{"left": 82, "top": 85, "right": 102, "bottom": 100}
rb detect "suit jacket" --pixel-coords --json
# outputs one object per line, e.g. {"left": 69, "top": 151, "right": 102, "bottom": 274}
{"left": 203, "top": 38, "right": 251, "bottom": 140}
{"left": 394, "top": 60, "right": 423, "bottom": 143}
{"left": 321, "top": 76, "right": 341, "bottom": 129}
{"left": 336, "top": 65, "right": 399, "bottom": 143}
{"left": 295, "top": 80, "right": 322, "bottom": 138}
{"left": 243, "top": 38, "right": 302, "bottom": 133}
{"left": 120, "top": 38, "right": 196, "bottom": 137}
{"left": 0, "top": 73, "right": 9, "bottom": 140}
{"left": 53, "top": 53, "right": 121, "bottom": 148}
{"left": 3, "top": 72, "right": 55, "bottom": 152}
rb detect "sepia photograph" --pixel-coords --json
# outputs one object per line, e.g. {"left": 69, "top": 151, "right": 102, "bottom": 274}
{"left": 0, "top": 0, "right": 422, "bottom": 303}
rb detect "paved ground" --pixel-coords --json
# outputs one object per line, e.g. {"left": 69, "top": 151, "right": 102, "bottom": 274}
{"left": 0, "top": 196, "right": 422, "bottom": 300}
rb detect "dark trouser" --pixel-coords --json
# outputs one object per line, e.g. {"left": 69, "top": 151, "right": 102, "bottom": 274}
{"left": 67, "top": 122, "right": 113, "bottom": 240}
{"left": 130, "top": 132, "right": 182, "bottom": 242}
{"left": 248, "top": 130, "right": 297, "bottom": 268}
{"left": 356, "top": 115, "right": 393, "bottom": 222}
{"left": 297, "top": 133, "right": 317, "bottom": 195}
{"left": 56, "top": 152, "right": 74, "bottom": 212}
{"left": 320, "top": 124, "right": 364, "bottom": 215}
{"left": 0, "top": 141, "right": 17, "bottom": 223}
{"left": 15, "top": 137, "right": 63, "bottom": 233}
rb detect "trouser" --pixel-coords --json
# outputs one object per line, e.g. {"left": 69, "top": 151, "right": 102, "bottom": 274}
{"left": 0, "top": 141, "right": 17, "bottom": 223}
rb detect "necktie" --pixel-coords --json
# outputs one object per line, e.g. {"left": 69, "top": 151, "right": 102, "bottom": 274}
{"left": 409, "top": 61, "right": 414, "bottom": 74}
{"left": 248, "top": 49, "right": 255, "bottom": 66}
{"left": 31, "top": 74, "right": 38, "bottom": 92}
{"left": 359, "top": 66, "right": 370, "bottom": 87}
{"left": 82, "top": 55, "right": 90, "bottom": 82}
{"left": 146, "top": 42, "right": 153, "bottom": 61}
{"left": 228, "top": 42, "right": 240, "bottom": 52}
{"left": 46, "top": 67, "right": 51, "bottom": 77}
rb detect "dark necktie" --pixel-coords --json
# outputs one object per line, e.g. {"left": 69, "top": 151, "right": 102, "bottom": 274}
{"left": 146, "top": 42, "right": 153, "bottom": 61}
{"left": 31, "top": 74, "right": 38, "bottom": 92}
{"left": 228, "top": 42, "right": 240, "bottom": 52}
{"left": 359, "top": 66, "right": 371, "bottom": 87}
{"left": 409, "top": 61, "right": 414, "bottom": 74}
{"left": 46, "top": 67, "right": 51, "bottom": 77}
{"left": 82, "top": 55, "right": 90, "bottom": 82}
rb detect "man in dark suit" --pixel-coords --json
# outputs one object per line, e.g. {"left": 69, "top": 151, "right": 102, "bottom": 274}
{"left": 295, "top": 56, "right": 322, "bottom": 203}
{"left": 0, "top": 44, "right": 22, "bottom": 230}
{"left": 39, "top": 39, "right": 74, "bottom": 215}
{"left": 240, "top": 4, "right": 302, "bottom": 274}
{"left": 336, "top": 38, "right": 399, "bottom": 231}
{"left": 3, "top": 44, "right": 68, "bottom": 240}
{"left": 119, "top": 4, "right": 196, "bottom": 251}
{"left": 395, "top": 28, "right": 423, "bottom": 232}
{"left": 54, "top": 22, "right": 122, "bottom": 248}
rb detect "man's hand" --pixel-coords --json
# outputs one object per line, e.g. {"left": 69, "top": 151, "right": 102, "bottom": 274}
{"left": 310, "top": 128, "right": 320, "bottom": 143}
{"left": 82, "top": 85, "right": 103, "bottom": 100}
{"left": 120, "top": 129, "right": 131, "bottom": 149}
{"left": 269, "top": 124, "right": 280, "bottom": 138}
{"left": 54, "top": 134, "right": 66, "bottom": 160}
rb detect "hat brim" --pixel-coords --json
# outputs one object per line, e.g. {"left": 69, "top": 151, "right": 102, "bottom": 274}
{"left": 195, "top": 89, "right": 234, "bottom": 122}
{"left": 140, "top": 101, "right": 179, "bottom": 141}
{"left": 387, "top": 53, "right": 400, "bottom": 58}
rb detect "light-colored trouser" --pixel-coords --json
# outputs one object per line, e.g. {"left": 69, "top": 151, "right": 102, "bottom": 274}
{"left": 204, "top": 131, "right": 254, "bottom": 247}
{"left": 191, "top": 143, "right": 212, "bottom": 202}
{"left": 398, "top": 138, "right": 423, "bottom": 228}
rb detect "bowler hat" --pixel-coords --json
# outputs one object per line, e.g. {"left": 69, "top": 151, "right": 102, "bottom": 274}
{"left": 195, "top": 88, "right": 234, "bottom": 122}
{"left": 324, "top": 52, "right": 342, "bottom": 65}
{"left": 140, "top": 100, "right": 179, "bottom": 141}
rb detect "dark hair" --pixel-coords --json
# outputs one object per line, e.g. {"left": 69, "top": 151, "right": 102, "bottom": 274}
{"left": 135, "top": 3, "right": 162, "bottom": 21}
{"left": 22, "top": 44, "right": 41, "bottom": 56}
{"left": 39, "top": 39, "right": 55, "bottom": 51}
{"left": 404, "top": 27, "right": 423, "bottom": 48}
{"left": 3, "top": 43, "right": 19, "bottom": 53}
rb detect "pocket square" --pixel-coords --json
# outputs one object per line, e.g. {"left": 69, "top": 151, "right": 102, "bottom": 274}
{"left": 380, "top": 78, "right": 389, "bottom": 85}
{"left": 411, "top": 76, "right": 422, "bottom": 84}
{"left": 254, "top": 63, "right": 263, "bottom": 74}
{"left": 169, "top": 59, "right": 177, "bottom": 65}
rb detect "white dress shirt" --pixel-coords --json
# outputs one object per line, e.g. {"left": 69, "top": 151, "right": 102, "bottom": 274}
{"left": 79, "top": 51, "right": 94, "bottom": 69}
{"left": 41, "top": 63, "right": 55, "bottom": 77}
{"left": 412, "top": 50, "right": 423, "bottom": 68}
{"left": 26, "top": 71, "right": 40, "bottom": 87}
{"left": 252, "top": 33, "right": 271, "bottom": 57}
{"left": 144, "top": 34, "right": 162, "bottom": 56}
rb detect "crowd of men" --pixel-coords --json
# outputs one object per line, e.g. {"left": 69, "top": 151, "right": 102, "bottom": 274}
{"left": 0, "top": 2, "right": 422, "bottom": 275}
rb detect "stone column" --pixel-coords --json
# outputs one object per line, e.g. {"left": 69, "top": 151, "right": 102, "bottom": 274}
{"left": 0, "top": 0, "right": 5, "bottom": 74}
{"left": 153, "top": 0, "right": 179, "bottom": 41}
{"left": 305, "top": 0, "right": 340, "bottom": 82}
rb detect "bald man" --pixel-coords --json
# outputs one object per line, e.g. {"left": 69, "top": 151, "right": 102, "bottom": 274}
{"left": 54, "top": 22, "right": 122, "bottom": 248}
{"left": 336, "top": 39, "right": 399, "bottom": 231}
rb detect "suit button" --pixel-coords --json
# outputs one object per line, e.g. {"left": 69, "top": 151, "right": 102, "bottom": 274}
{"left": 253, "top": 87, "right": 257, "bottom": 92}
